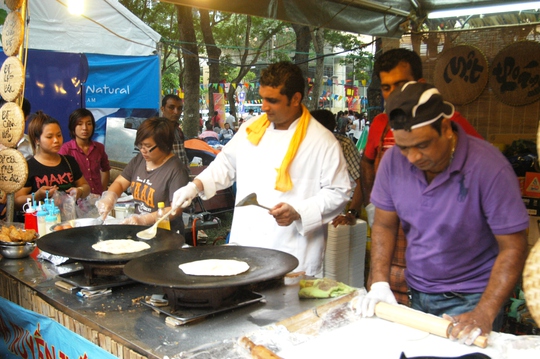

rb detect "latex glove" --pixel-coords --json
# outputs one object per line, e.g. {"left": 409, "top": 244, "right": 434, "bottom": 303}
{"left": 121, "top": 213, "right": 154, "bottom": 225}
{"left": 95, "top": 191, "right": 118, "bottom": 219}
{"left": 172, "top": 182, "right": 199, "bottom": 210}
{"left": 355, "top": 282, "right": 397, "bottom": 317}
{"left": 365, "top": 203, "right": 375, "bottom": 227}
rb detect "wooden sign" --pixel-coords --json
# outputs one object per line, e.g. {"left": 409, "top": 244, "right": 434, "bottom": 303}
{"left": 0, "top": 56, "right": 24, "bottom": 102}
{"left": 0, "top": 148, "right": 28, "bottom": 194}
{"left": 434, "top": 45, "right": 488, "bottom": 105}
{"left": 5, "top": 0, "right": 24, "bottom": 11}
{"left": 2, "top": 10, "right": 24, "bottom": 56}
{"left": 490, "top": 41, "right": 540, "bottom": 106}
{"left": 0, "top": 102, "right": 25, "bottom": 148}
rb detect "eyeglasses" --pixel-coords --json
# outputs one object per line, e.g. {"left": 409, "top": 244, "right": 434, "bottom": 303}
{"left": 137, "top": 144, "right": 158, "bottom": 153}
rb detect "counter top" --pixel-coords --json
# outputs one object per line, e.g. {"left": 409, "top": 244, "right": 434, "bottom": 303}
{"left": 0, "top": 253, "right": 330, "bottom": 359}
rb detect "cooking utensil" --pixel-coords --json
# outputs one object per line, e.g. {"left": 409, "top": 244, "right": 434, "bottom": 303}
{"left": 37, "top": 224, "right": 184, "bottom": 263}
{"left": 236, "top": 193, "right": 271, "bottom": 211}
{"left": 136, "top": 207, "right": 174, "bottom": 240}
{"left": 123, "top": 246, "right": 299, "bottom": 289}
{"left": 375, "top": 302, "right": 488, "bottom": 348}
{"left": 0, "top": 241, "right": 37, "bottom": 259}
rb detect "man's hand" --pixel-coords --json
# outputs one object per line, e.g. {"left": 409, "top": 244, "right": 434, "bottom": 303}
{"left": 331, "top": 213, "right": 355, "bottom": 227}
{"left": 443, "top": 310, "right": 491, "bottom": 346}
{"left": 172, "top": 182, "right": 199, "bottom": 210}
{"left": 269, "top": 203, "right": 300, "bottom": 226}
{"left": 352, "top": 282, "right": 398, "bottom": 317}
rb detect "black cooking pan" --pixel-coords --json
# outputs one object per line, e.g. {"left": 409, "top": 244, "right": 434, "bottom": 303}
{"left": 123, "top": 246, "right": 299, "bottom": 289}
{"left": 37, "top": 225, "right": 184, "bottom": 263}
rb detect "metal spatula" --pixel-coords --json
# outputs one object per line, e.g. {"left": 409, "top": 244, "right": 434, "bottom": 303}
{"left": 136, "top": 208, "right": 175, "bottom": 240}
{"left": 236, "top": 193, "right": 271, "bottom": 211}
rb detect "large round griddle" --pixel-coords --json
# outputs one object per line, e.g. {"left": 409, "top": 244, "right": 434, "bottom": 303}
{"left": 37, "top": 224, "right": 184, "bottom": 263}
{"left": 123, "top": 246, "right": 299, "bottom": 289}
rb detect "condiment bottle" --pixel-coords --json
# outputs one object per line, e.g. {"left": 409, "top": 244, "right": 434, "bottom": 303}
{"left": 36, "top": 203, "right": 48, "bottom": 236}
{"left": 23, "top": 198, "right": 38, "bottom": 232}
{"left": 157, "top": 202, "right": 170, "bottom": 230}
{"left": 45, "top": 213, "right": 58, "bottom": 235}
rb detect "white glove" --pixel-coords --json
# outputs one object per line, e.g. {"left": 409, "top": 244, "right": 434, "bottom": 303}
{"left": 95, "top": 191, "right": 118, "bottom": 219}
{"left": 357, "top": 282, "right": 397, "bottom": 317}
{"left": 365, "top": 203, "right": 375, "bottom": 227}
{"left": 172, "top": 182, "right": 199, "bottom": 209}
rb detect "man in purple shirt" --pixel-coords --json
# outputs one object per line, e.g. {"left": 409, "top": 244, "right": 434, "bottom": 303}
{"left": 356, "top": 82, "right": 528, "bottom": 346}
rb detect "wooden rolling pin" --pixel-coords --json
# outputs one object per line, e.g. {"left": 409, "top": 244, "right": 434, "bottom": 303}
{"left": 238, "top": 336, "right": 283, "bottom": 359}
{"left": 375, "top": 302, "right": 488, "bottom": 348}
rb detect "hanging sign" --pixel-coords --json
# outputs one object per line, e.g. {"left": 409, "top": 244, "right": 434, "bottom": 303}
{"left": 0, "top": 148, "right": 28, "bottom": 194}
{"left": 0, "top": 56, "right": 25, "bottom": 102}
{"left": 2, "top": 10, "right": 24, "bottom": 56}
{"left": 0, "top": 102, "right": 25, "bottom": 148}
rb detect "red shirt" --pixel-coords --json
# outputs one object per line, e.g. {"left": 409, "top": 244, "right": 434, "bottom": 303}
{"left": 364, "top": 111, "right": 483, "bottom": 161}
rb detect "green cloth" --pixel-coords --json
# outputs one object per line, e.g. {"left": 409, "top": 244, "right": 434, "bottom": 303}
{"left": 298, "top": 278, "right": 355, "bottom": 299}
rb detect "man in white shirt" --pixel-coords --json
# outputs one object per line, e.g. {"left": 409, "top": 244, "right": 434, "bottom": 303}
{"left": 172, "top": 62, "right": 350, "bottom": 276}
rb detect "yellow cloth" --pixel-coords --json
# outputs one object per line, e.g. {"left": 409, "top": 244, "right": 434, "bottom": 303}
{"left": 298, "top": 278, "right": 356, "bottom": 298}
{"left": 246, "top": 104, "right": 311, "bottom": 192}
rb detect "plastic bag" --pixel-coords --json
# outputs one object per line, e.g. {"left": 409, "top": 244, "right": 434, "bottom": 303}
{"left": 52, "top": 191, "right": 77, "bottom": 221}
{"left": 76, "top": 193, "right": 100, "bottom": 218}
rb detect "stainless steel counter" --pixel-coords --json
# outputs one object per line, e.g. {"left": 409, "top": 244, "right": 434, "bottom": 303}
{"left": 0, "top": 254, "right": 330, "bottom": 359}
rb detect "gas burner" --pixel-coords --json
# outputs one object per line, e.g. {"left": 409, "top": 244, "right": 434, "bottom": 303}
{"left": 58, "top": 261, "right": 134, "bottom": 290}
{"left": 142, "top": 289, "right": 264, "bottom": 325}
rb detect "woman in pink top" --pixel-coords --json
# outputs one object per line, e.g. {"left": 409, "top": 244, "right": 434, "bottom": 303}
{"left": 59, "top": 109, "right": 111, "bottom": 195}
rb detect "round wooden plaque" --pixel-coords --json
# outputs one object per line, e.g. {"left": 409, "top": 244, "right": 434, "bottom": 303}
{"left": 0, "top": 56, "right": 25, "bottom": 102}
{"left": 2, "top": 10, "right": 24, "bottom": 57}
{"left": 5, "top": 0, "right": 24, "bottom": 11}
{"left": 434, "top": 45, "right": 489, "bottom": 105}
{"left": 0, "top": 102, "right": 25, "bottom": 148}
{"left": 0, "top": 148, "right": 28, "bottom": 194}
{"left": 490, "top": 41, "right": 540, "bottom": 106}
{"left": 523, "top": 240, "right": 540, "bottom": 326}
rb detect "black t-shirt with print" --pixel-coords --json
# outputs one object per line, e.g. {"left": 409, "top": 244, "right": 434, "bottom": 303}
{"left": 24, "top": 155, "right": 83, "bottom": 192}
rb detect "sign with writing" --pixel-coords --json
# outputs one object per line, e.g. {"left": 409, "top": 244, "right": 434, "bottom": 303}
{"left": 490, "top": 41, "right": 540, "bottom": 106}
{"left": 434, "top": 45, "right": 488, "bottom": 105}
{"left": 0, "top": 56, "right": 24, "bottom": 102}
{"left": 1, "top": 10, "right": 24, "bottom": 56}
{"left": 0, "top": 297, "right": 118, "bottom": 359}
{"left": 0, "top": 102, "right": 24, "bottom": 148}
{"left": 0, "top": 148, "right": 27, "bottom": 193}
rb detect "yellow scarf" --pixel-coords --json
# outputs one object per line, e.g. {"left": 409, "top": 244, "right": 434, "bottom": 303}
{"left": 246, "top": 104, "right": 311, "bottom": 192}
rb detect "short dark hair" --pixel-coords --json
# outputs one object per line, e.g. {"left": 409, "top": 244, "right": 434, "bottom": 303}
{"left": 310, "top": 109, "right": 336, "bottom": 132}
{"left": 260, "top": 61, "right": 305, "bottom": 102}
{"left": 27, "top": 111, "right": 60, "bottom": 153}
{"left": 373, "top": 48, "right": 423, "bottom": 81}
{"left": 161, "top": 94, "right": 181, "bottom": 107}
{"left": 135, "top": 117, "right": 175, "bottom": 154}
{"left": 68, "top": 108, "right": 95, "bottom": 139}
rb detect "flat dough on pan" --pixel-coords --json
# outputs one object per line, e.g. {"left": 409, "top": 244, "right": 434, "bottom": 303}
{"left": 92, "top": 239, "right": 150, "bottom": 254}
{"left": 179, "top": 259, "right": 249, "bottom": 276}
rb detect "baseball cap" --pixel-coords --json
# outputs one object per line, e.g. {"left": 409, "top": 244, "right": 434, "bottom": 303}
{"left": 386, "top": 81, "right": 454, "bottom": 131}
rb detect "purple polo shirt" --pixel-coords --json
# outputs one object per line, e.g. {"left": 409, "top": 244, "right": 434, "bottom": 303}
{"left": 371, "top": 124, "right": 528, "bottom": 293}
{"left": 59, "top": 140, "right": 111, "bottom": 195}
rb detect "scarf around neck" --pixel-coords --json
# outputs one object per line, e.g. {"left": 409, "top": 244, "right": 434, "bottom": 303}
{"left": 246, "top": 104, "right": 311, "bottom": 192}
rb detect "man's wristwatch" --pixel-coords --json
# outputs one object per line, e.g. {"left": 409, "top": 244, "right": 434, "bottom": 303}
{"left": 347, "top": 209, "right": 359, "bottom": 218}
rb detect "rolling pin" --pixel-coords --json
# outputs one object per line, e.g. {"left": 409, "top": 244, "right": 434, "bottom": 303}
{"left": 238, "top": 336, "right": 283, "bottom": 359}
{"left": 375, "top": 302, "right": 488, "bottom": 348}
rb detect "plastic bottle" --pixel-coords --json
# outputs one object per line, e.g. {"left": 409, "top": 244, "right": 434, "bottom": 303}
{"left": 23, "top": 198, "right": 38, "bottom": 232}
{"left": 157, "top": 202, "right": 170, "bottom": 230}
{"left": 36, "top": 203, "right": 48, "bottom": 236}
{"left": 45, "top": 213, "right": 59, "bottom": 234}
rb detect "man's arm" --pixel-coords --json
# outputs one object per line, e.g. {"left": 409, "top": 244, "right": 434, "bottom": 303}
{"left": 360, "top": 155, "right": 375, "bottom": 207}
{"left": 369, "top": 207, "right": 400, "bottom": 284}
{"left": 448, "top": 230, "right": 527, "bottom": 339}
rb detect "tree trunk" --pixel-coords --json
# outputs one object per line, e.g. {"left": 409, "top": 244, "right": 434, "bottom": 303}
{"left": 310, "top": 27, "right": 324, "bottom": 110}
{"left": 200, "top": 10, "right": 222, "bottom": 115}
{"left": 177, "top": 5, "right": 200, "bottom": 139}
{"left": 291, "top": 24, "right": 311, "bottom": 105}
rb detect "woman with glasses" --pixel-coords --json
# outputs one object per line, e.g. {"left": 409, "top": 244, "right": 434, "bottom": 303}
{"left": 96, "top": 117, "right": 189, "bottom": 234}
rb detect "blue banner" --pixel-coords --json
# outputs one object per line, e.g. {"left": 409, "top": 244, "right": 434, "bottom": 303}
{"left": 0, "top": 297, "right": 118, "bottom": 359}
{"left": 84, "top": 54, "right": 160, "bottom": 109}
